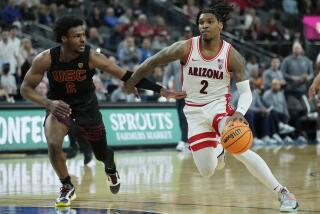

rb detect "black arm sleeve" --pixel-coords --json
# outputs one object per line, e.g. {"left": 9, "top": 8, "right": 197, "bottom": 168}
{"left": 121, "top": 70, "right": 163, "bottom": 93}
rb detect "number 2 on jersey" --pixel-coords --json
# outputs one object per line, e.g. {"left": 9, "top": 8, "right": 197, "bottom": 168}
{"left": 200, "top": 80, "right": 208, "bottom": 94}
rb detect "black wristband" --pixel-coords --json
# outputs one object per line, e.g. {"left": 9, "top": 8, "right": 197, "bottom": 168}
{"left": 120, "top": 70, "right": 132, "bottom": 81}
{"left": 121, "top": 70, "right": 163, "bottom": 93}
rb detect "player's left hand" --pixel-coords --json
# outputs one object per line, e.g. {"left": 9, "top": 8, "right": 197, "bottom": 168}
{"left": 160, "top": 88, "right": 187, "bottom": 99}
{"left": 226, "top": 111, "right": 249, "bottom": 126}
{"left": 123, "top": 80, "right": 136, "bottom": 94}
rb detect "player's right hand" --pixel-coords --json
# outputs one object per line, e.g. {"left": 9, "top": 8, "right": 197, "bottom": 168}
{"left": 47, "top": 100, "right": 72, "bottom": 118}
{"left": 226, "top": 111, "right": 249, "bottom": 126}
{"left": 160, "top": 89, "right": 187, "bottom": 99}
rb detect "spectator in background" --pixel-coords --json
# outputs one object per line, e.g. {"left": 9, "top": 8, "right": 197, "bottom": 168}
{"left": 131, "top": 0, "right": 143, "bottom": 18}
{"left": 0, "top": 28, "right": 20, "bottom": 75}
{"left": 245, "top": 9, "right": 262, "bottom": 40}
{"left": 153, "top": 16, "right": 170, "bottom": 40}
{"left": 19, "top": 1, "right": 37, "bottom": 22}
{"left": 227, "top": 2, "right": 242, "bottom": 33}
{"left": 103, "top": 7, "right": 120, "bottom": 28}
{"left": 1, "top": 0, "right": 21, "bottom": 25}
{"left": 263, "top": 57, "right": 285, "bottom": 90}
{"left": 151, "top": 32, "right": 168, "bottom": 53}
{"left": 110, "top": 81, "right": 137, "bottom": 103}
{"left": 263, "top": 79, "right": 295, "bottom": 138}
{"left": 0, "top": 63, "right": 17, "bottom": 96}
{"left": 119, "top": 8, "right": 133, "bottom": 26}
{"left": 0, "top": 87, "right": 12, "bottom": 102}
{"left": 247, "top": 79, "right": 280, "bottom": 144}
{"left": 281, "top": 41, "right": 313, "bottom": 142}
{"left": 10, "top": 25, "right": 21, "bottom": 52}
{"left": 183, "top": 0, "right": 199, "bottom": 20}
{"left": 139, "top": 38, "right": 154, "bottom": 63}
{"left": 117, "top": 36, "right": 141, "bottom": 70}
{"left": 99, "top": 56, "right": 121, "bottom": 94}
{"left": 86, "top": 6, "right": 104, "bottom": 28}
{"left": 245, "top": 55, "right": 259, "bottom": 76}
{"left": 40, "top": 0, "right": 58, "bottom": 18}
{"left": 93, "top": 75, "right": 108, "bottom": 102}
{"left": 282, "top": 0, "right": 299, "bottom": 14}
{"left": 87, "top": 27, "right": 105, "bottom": 48}
{"left": 35, "top": 80, "right": 48, "bottom": 97}
{"left": 133, "top": 14, "right": 154, "bottom": 40}
{"left": 38, "top": 3, "right": 55, "bottom": 26}
{"left": 20, "top": 38, "right": 38, "bottom": 84}
{"left": 163, "top": 60, "right": 189, "bottom": 152}
{"left": 183, "top": 26, "right": 194, "bottom": 40}
{"left": 234, "top": 8, "right": 254, "bottom": 33}
{"left": 10, "top": 25, "right": 21, "bottom": 78}
{"left": 109, "top": 0, "right": 125, "bottom": 17}
{"left": 62, "top": 0, "right": 81, "bottom": 8}
{"left": 263, "top": 16, "right": 287, "bottom": 41}
{"left": 249, "top": 67, "right": 263, "bottom": 90}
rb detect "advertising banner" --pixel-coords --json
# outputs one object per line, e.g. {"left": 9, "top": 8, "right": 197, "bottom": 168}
{"left": 102, "top": 108, "right": 181, "bottom": 146}
{"left": 0, "top": 106, "right": 181, "bottom": 151}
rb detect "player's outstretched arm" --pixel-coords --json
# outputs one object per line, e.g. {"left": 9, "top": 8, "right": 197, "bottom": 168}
{"left": 309, "top": 73, "right": 320, "bottom": 99}
{"left": 20, "top": 51, "right": 71, "bottom": 118}
{"left": 89, "top": 50, "right": 186, "bottom": 99}
{"left": 124, "top": 40, "right": 190, "bottom": 93}
{"left": 227, "top": 47, "right": 252, "bottom": 123}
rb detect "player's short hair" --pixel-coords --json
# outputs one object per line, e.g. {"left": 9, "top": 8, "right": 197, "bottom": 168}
{"left": 54, "top": 16, "right": 84, "bottom": 43}
{"left": 196, "top": 0, "right": 233, "bottom": 27}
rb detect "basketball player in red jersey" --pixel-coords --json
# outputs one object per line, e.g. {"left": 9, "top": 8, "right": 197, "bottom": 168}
{"left": 124, "top": 1, "right": 298, "bottom": 212}
{"left": 20, "top": 16, "right": 185, "bottom": 207}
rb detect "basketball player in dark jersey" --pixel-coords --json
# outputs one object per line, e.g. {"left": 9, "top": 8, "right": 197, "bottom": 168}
{"left": 20, "top": 16, "right": 185, "bottom": 207}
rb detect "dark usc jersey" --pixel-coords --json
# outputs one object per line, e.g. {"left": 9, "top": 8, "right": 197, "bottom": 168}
{"left": 47, "top": 45, "right": 98, "bottom": 111}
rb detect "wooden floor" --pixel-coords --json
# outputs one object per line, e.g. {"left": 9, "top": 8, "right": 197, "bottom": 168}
{"left": 0, "top": 144, "right": 320, "bottom": 214}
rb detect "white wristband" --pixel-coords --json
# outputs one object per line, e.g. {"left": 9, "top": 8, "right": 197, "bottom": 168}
{"left": 235, "top": 80, "right": 252, "bottom": 115}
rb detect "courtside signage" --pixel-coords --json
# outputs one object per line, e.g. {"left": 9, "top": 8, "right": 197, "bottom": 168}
{"left": 0, "top": 109, "right": 69, "bottom": 151}
{"left": 0, "top": 107, "right": 181, "bottom": 151}
{"left": 102, "top": 108, "right": 181, "bottom": 145}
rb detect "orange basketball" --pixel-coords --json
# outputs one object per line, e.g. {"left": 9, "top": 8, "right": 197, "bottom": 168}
{"left": 220, "top": 120, "right": 253, "bottom": 154}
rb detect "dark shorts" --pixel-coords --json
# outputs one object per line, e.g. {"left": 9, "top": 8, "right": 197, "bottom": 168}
{"left": 44, "top": 105, "right": 103, "bottom": 128}
{"left": 44, "top": 106, "right": 105, "bottom": 141}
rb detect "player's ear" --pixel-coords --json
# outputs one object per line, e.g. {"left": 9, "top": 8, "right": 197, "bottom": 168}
{"left": 219, "top": 22, "right": 223, "bottom": 31}
{"left": 61, "top": 35, "right": 67, "bottom": 43}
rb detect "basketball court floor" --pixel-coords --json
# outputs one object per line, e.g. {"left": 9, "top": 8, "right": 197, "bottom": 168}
{"left": 0, "top": 144, "right": 319, "bottom": 214}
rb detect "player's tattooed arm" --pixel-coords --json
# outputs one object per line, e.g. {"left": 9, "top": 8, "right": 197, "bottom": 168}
{"left": 125, "top": 40, "right": 190, "bottom": 87}
{"left": 228, "top": 47, "right": 248, "bottom": 82}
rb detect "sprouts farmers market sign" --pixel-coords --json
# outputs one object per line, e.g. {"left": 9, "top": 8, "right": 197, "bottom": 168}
{"left": 0, "top": 107, "right": 181, "bottom": 151}
{"left": 104, "top": 108, "right": 181, "bottom": 145}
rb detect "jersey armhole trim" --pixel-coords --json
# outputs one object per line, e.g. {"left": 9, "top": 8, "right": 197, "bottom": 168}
{"left": 225, "top": 44, "right": 232, "bottom": 74}
{"left": 181, "top": 38, "right": 193, "bottom": 66}
{"left": 49, "top": 46, "right": 59, "bottom": 71}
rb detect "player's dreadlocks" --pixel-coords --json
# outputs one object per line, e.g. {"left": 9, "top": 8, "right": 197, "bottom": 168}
{"left": 54, "top": 16, "right": 84, "bottom": 43}
{"left": 196, "top": 0, "right": 233, "bottom": 27}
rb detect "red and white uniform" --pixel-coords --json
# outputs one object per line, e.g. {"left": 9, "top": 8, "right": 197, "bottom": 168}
{"left": 181, "top": 36, "right": 234, "bottom": 151}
